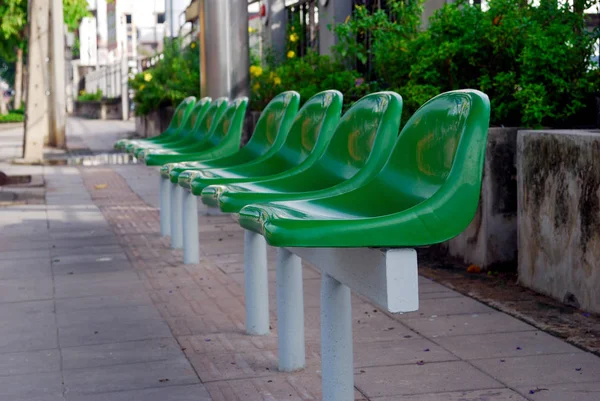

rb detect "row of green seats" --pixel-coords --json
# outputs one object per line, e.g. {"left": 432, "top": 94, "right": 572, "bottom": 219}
{"left": 115, "top": 88, "right": 490, "bottom": 400}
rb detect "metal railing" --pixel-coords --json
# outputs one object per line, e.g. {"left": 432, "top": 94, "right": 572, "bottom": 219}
{"left": 84, "top": 63, "right": 126, "bottom": 98}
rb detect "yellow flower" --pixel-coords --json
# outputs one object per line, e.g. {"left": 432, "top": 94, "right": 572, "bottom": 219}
{"left": 273, "top": 77, "right": 281, "bottom": 85}
{"left": 190, "top": 42, "right": 196, "bottom": 49}
{"left": 139, "top": 84, "right": 145, "bottom": 91}
{"left": 79, "top": 90, "right": 85, "bottom": 96}
{"left": 249, "top": 65, "right": 263, "bottom": 77}
{"left": 253, "top": 83, "right": 260, "bottom": 91}
{"left": 144, "top": 72, "right": 152, "bottom": 82}
{"left": 289, "top": 33, "right": 299, "bottom": 43}
{"left": 345, "top": 15, "right": 351, "bottom": 23}
{"left": 287, "top": 51, "right": 295, "bottom": 59}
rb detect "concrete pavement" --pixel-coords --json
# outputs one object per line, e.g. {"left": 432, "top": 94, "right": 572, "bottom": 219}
{"left": 0, "top": 118, "right": 599, "bottom": 400}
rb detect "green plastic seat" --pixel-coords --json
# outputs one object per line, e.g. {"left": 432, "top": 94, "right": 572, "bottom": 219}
{"left": 131, "top": 97, "right": 218, "bottom": 158}
{"left": 142, "top": 98, "right": 249, "bottom": 166}
{"left": 203, "top": 91, "right": 403, "bottom": 214}
{"left": 114, "top": 97, "right": 197, "bottom": 152}
{"left": 161, "top": 91, "right": 300, "bottom": 187}
{"left": 136, "top": 97, "right": 228, "bottom": 160}
{"left": 237, "top": 89, "right": 491, "bottom": 248}
{"left": 189, "top": 90, "right": 343, "bottom": 199}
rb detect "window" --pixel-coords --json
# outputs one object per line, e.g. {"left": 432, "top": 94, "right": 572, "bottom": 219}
{"left": 157, "top": 13, "right": 166, "bottom": 24}
{"left": 125, "top": 14, "right": 132, "bottom": 24}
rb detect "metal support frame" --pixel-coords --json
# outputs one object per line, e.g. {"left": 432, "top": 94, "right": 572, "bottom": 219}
{"left": 276, "top": 248, "right": 305, "bottom": 371}
{"left": 286, "top": 246, "right": 419, "bottom": 400}
{"left": 170, "top": 183, "right": 184, "bottom": 249}
{"left": 243, "top": 230, "right": 270, "bottom": 335}
{"left": 183, "top": 189, "right": 200, "bottom": 264}
{"left": 159, "top": 176, "right": 171, "bottom": 236}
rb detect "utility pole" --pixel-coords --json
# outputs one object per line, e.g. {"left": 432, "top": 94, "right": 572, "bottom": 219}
{"left": 49, "top": 0, "right": 67, "bottom": 148}
{"left": 22, "top": 0, "right": 50, "bottom": 163}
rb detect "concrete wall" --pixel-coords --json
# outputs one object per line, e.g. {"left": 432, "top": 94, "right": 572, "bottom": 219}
{"left": 134, "top": 106, "right": 175, "bottom": 138}
{"left": 74, "top": 99, "right": 122, "bottom": 120}
{"left": 440, "top": 127, "right": 519, "bottom": 269}
{"left": 518, "top": 129, "right": 600, "bottom": 313}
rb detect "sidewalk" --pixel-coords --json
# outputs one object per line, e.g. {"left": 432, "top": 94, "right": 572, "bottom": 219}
{"left": 0, "top": 118, "right": 599, "bottom": 400}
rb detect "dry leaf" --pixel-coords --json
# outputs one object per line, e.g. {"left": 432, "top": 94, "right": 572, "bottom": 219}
{"left": 94, "top": 183, "right": 108, "bottom": 190}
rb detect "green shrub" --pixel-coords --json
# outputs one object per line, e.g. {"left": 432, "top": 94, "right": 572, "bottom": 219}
{"left": 0, "top": 112, "right": 24, "bottom": 123}
{"left": 250, "top": 51, "right": 372, "bottom": 112}
{"left": 130, "top": 40, "right": 200, "bottom": 115}
{"left": 330, "top": 0, "right": 599, "bottom": 127}
{"left": 77, "top": 89, "right": 103, "bottom": 102}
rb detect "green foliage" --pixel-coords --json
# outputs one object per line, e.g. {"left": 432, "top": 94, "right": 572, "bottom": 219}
{"left": 408, "top": 0, "right": 599, "bottom": 127}
{"left": 324, "top": 0, "right": 600, "bottom": 127}
{"left": 0, "top": 112, "right": 24, "bottom": 123}
{"left": 332, "top": 0, "right": 424, "bottom": 86}
{"left": 129, "top": 40, "right": 200, "bottom": 115}
{"left": 249, "top": 51, "right": 372, "bottom": 112}
{"left": 63, "top": 0, "right": 91, "bottom": 32}
{"left": 77, "top": 89, "right": 103, "bottom": 102}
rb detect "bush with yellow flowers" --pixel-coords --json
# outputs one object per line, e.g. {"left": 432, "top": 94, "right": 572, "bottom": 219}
{"left": 249, "top": 51, "right": 372, "bottom": 112}
{"left": 129, "top": 39, "right": 200, "bottom": 115}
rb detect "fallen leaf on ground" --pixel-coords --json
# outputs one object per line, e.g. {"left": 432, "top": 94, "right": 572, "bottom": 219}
{"left": 94, "top": 184, "right": 108, "bottom": 189}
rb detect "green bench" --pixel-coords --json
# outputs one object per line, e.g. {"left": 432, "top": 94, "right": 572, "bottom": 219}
{"left": 162, "top": 91, "right": 299, "bottom": 254}
{"left": 114, "top": 96, "right": 198, "bottom": 153}
{"left": 237, "top": 90, "right": 491, "bottom": 399}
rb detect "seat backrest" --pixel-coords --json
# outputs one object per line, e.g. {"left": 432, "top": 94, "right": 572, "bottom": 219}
{"left": 379, "top": 89, "right": 491, "bottom": 212}
{"left": 271, "top": 90, "right": 343, "bottom": 169}
{"left": 240, "top": 91, "right": 300, "bottom": 158}
{"left": 313, "top": 92, "right": 402, "bottom": 183}
{"left": 206, "top": 97, "right": 249, "bottom": 147}
{"left": 167, "top": 97, "right": 196, "bottom": 133}
{"left": 189, "top": 97, "right": 228, "bottom": 141}
{"left": 178, "top": 97, "right": 211, "bottom": 136}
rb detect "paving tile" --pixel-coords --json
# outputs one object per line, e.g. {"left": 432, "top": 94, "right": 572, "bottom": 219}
{"left": 0, "top": 325, "right": 58, "bottom": 353}
{"left": 66, "top": 384, "right": 212, "bottom": 401}
{"left": 54, "top": 271, "right": 145, "bottom": 299}
{"left": 51, "top": 252, "right": 128, "bottom": 266}
{"left": 56, "top": 304, "right": 161, "bottom": 327}
{"left": 402, "top": 312, "right": 535, "bottom": 338}
{"left": 205, "top": 375, "right": 367, "bottom": 401}
{"left": 0, "top": 248, "right": 50, "bottom": 261}
{"left": 0, "top": 258, "right": 52, "bottom": 280}
{"left": 63, "top": 358, "right": 199, "bottom": 395}
{"left": 61, "top": 338, "right": 183, "bottom": 370}
{"left": 0, "top": 349, "right": 60, "bottom": 376}
{"left": 471, "top": 352, "right": 600, "bottom": 387}
{"left": 50, "top": 244, "right": 124, "bottom": 258}
{"left": 0, "top": 278, "right": 54, "bottom": 303}
{"left": 59, "top": 318, "right": 173, "bottom": 347}
{"left": 355, "top": 361, "right": 502, "bottom": 397}
{"left": 55, "top": 291, "right": 153, "bottom": 313}
{"left": 435, "top": 330, "right": 581, "bottom": 360}
{"left": 179, "top": 332, "right": 279, "bottom": 355}
{"left": 515, "top": 382, "right": 600, "bottom": 401}
{"left": 395, "top": 296, "right": 495, "bottom": 318}
{"left": 0, "top": 371, "right": 63, "bottom": 400}
{"left": 189, "top": 349, "right": 320, "bottom": 382}
{"left": 372, "top": 388, "right": 529, "bottom": 401}
{"left": 354, "top": 338, "right": 458, "bottom": 368}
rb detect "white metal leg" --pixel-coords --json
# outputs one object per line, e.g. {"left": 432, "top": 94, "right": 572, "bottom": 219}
{"left": 159, "top": 176, "right": 171, "bottom": 237}
{"left": 321, "top": 273, "right": 353, "bottom": 401}
{"left": 276, "top": 248, "right": 305, "bottom": 372}
{"left": 243, "top": 230, "right": 269, "bottom": 335}
{"left": 182, "top": 189, "right": 199, "bottom": 264}
{"left": 170, "top": 183, "right": 183, "bottom": 249}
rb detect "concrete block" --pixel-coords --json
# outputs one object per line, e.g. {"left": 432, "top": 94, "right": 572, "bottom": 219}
{"left": 517, "top": 129, "right": 600, "bottom": 313}
{"left": 441, "top": 127, "right": 519, "bottom": 269}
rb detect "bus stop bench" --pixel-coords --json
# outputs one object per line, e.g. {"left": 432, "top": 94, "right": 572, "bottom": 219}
{"left": 208, "top": 90, "right": 491, "bottom": 400}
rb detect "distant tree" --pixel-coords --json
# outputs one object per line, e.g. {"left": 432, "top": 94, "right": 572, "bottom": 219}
{"left": 0, "top": 0, "right": 89, "bottom": 113}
